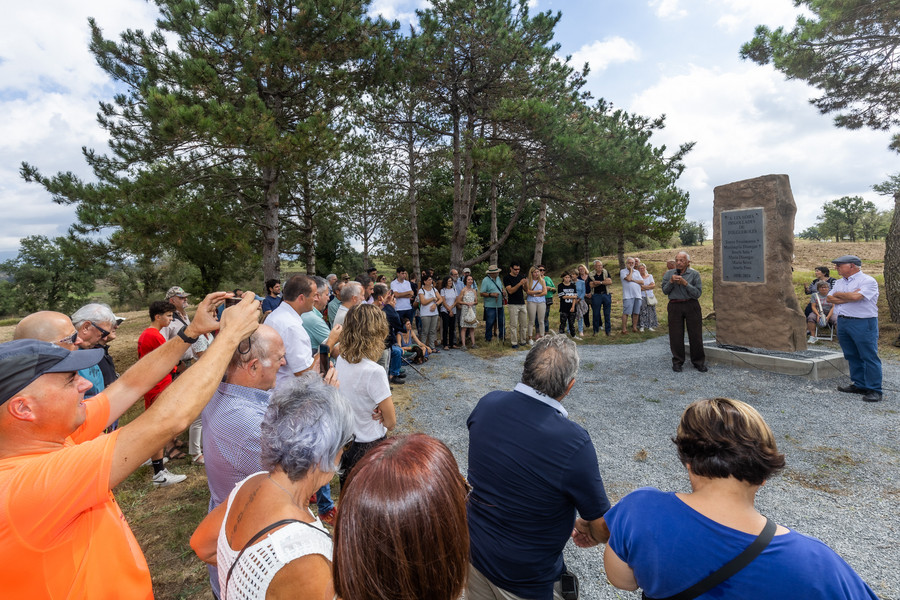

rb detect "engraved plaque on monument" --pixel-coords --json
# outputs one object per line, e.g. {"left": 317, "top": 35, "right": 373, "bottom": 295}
{"left": 713, "top": 175, "right": 806, "bottom": 352}
{"left": 721, "top": 208, "right": 765, "bottom": 283}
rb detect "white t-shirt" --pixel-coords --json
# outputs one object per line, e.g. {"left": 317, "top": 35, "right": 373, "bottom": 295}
{"left": 620, "top": 268, "right": 644, "bottom": 300}
{"left": 331, "top": 305, "right": 349, "bottom": 329}
{"left": 335, "top": 356, "right": 391, "bottom": 443}
{"left": 419, "top": 287, "right": 438, "bottom": 315}
{"left": 390, "top": 279, "right": 413, "bottom": 311}
{"left": 642, "top": 273, "right": 656, "bottom": 300}
{"left": 266, "top": 301, "right": 314, "bottom": 388}
{"left": 440, "top": 287, "right": 458, "bottom": 314}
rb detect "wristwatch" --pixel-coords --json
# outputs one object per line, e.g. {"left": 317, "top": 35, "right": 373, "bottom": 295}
{"left": 177, "top": 325, "right": 199, "bottom": 344}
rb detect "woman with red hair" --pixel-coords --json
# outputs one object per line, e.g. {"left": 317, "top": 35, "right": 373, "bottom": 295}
{"left": 333, "top": 433, "right": 469, "bottom": 600}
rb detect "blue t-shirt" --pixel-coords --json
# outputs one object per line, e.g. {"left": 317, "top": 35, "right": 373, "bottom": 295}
{"left": 261, "top": 295, "right": 282, "bottom": 313}
{"left": 467, "top": 388, "right": 610, "bottom": 599}
{"left": 605, "top": 488, "right": 878, "bottom": 600}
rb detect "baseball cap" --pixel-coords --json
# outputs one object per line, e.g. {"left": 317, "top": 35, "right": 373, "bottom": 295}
{"left": 0, "top": 340, "right": 104, "bottom": 405}
{"left": 832, "top": 255, "right": 862, "bottom": 266}
{"left": 165, "top": 286, "right": 190, "bottom": 299}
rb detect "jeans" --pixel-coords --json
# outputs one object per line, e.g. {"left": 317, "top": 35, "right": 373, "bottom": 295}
{"left": 837, "top": 316, "right": 882, "bottom": 393}
{"left": 591, "top": 292, "right": 612, "bottom": 334}
{"left": 484, "top": 306, "right": 505, "bottom": 341}
{"left": 389, "top": 345, "right": 403, "bottom": 376}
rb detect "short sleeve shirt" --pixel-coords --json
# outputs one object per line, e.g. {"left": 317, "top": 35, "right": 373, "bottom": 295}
{"left": 504, "top": 273, "right": 526, "bottom": 304}
{"left": 620, "top": 268, "right": 643, "bottom": 300}
{"left": 606, "top": 488, "right": 878, "bottom": 600}
{"left": 0, "top": 393, "right": 153, "bottom": 599}
{"left": 558, "top": 282, "right": 577, "bottom": 312}
{"left": 301, "top": 308, "right": 331, "bottom": 350}
{"left": 335, "top": 356, "right": 391, "bottom": 443}
{"left": 481, "top": 276, "right": 504, "bottom": 308}
{"left": 266, "top": 302, "right": 314, "bottom": 388}
{"left": 831, "top": 271, "right": 879, "bottom": 318}
{"left": 390, "top": 279, "right": 413, "bottom": 311}
{"left": 137, "top": 327, "right": 174, "bottom": 404}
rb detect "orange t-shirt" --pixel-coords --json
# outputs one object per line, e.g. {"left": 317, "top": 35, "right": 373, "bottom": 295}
{"left": 0, "top": 393, "right": 153, "bottom": 599}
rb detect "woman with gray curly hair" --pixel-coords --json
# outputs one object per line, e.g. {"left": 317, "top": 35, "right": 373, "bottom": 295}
{"left": 191, "top": 373, "right": 354, "bottom": 600}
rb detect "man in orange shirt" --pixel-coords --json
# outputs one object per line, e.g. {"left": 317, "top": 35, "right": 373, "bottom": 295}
{"left": 0, "top": 292, "right": 260, "bottom": 599}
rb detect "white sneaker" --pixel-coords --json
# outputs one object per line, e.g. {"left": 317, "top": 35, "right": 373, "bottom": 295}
{"left": 528, "top": 339, "right": 535, "bottom": 346}
{"left": 639, "top": 327, "right": 645, "bottom": 332}
{"left": 574, "top": 336, "right": 583, "bottom": 341}
{"left": 808, "top": 336, "right": 817, "bottom": 344}
{"left": 152, "top": 468, "right": 187, "bottom": 487}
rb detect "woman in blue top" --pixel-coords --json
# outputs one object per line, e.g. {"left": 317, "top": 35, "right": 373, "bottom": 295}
{"left": 603, "top": 397, "right": 878, "bottom": 600}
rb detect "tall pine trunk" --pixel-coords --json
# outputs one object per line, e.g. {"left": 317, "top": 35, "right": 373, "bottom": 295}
{"left": 407, "top": 127, "right": 421, "bottom": 278}
{"left": 490, "top": 173, "right": 498, "bottom": 266}
{"left": 533, "top": 196, "right": 547, "bottom": 266}
{"left": 261, "top": 167, "right": 281, "bottom": 282}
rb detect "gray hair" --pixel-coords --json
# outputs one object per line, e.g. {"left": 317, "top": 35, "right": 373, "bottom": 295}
{"left": 677, "top": 251, "right": 691, "bottom": 262}
{"left": 71, "top": 303, "right": 116, "bottom": 328}
{"left": 521, "top": 333, "right": 580, "bottom": 399}
{"left": 310, "top": 275, "right": 327, "bottom": 291}
{"left": 341, "top": 281, "right": 363, "bottom": 303}
{"left": 327, "top": 273, "right": 337, "bottom": 282}
{"left": 261, "top": 373, "right": 354, "bottom": 480}
{"left": 226, "top": 327, "right": 277, "bottom": 373}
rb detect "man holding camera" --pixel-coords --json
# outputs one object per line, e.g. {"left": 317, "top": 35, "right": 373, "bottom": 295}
{"left": 661, "top": 251, "right": 707, "bottom": 372}
{"left": 466, "top": 336, "right": 611, "bottom": 600}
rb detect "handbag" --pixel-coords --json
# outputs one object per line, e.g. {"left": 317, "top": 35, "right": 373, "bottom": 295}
{"left": 647, "top": 294, "right": 658, "bottom": 306}
{"left": 642, "top": 518, "right": 776, "bottom": 600}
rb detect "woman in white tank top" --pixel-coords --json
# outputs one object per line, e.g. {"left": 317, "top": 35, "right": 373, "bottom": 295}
{"left": 191, "top": 373, "right": 354, "bottom": 600}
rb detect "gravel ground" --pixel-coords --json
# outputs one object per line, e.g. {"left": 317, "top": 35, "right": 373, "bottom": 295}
{"left": 397, "top": 336, "right": 900, "bottom": 600}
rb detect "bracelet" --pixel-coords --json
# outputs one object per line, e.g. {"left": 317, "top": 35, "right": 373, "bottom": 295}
{"left": 177, "top": 325, "right": 199, "bottom": 344}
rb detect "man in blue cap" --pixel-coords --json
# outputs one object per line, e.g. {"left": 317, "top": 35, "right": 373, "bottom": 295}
{"left": 0, "top": 292, "right": 260, "bottom": 599}
{"left": 827, "top": 255, "right": 883, "bottom": 402}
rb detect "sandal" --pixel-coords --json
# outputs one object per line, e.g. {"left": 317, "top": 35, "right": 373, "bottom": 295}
{"left": 166, "top": 446, "right": 187, "bottom": 460}
{"left": 443, "top": 346, "right": 450, "bottom": 351}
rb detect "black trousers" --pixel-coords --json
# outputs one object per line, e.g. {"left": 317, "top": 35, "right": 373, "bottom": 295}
{"left": 339, "top": 437, "right": 386, "bottom": 489}
{"left": 441, "top": 311, "right": 456, "bottom": 347}
{"left": 667, "top": 299, "right": 705, "bottom": 367}
{"left": 559, "top": 311, "right": 576, "bottom": 336}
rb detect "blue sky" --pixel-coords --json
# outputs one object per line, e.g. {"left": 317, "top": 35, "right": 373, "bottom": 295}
{"left": 0, "top": 0, "right": 896, "bottom": 260}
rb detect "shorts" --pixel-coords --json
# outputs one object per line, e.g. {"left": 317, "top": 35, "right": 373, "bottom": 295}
{"left": 622, "top": 297, "right": 642, "bottom": 315}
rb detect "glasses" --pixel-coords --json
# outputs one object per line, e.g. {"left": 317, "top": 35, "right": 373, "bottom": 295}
{"left": 57, "top": 331, "right": 78, "bottom": 345}
{"left": 90, "top": 322, "right": 111, "bottom": 339}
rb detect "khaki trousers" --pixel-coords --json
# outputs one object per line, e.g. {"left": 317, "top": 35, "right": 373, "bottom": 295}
{"left": 466, "top": 563, "right": 564, "bottom": 600}
{"left": 507, "top": 304, "right": 528, "bottom": 346}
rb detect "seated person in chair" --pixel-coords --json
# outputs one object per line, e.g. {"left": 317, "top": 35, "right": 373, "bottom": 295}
{"left": 807, "top": 281, "right": 836, "bottom": 343}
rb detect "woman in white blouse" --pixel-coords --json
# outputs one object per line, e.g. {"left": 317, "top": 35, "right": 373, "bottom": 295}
{"left": 439, "top": 275, "right": 459, "bottom": 350}
{"left": 417, "top": 274, "right": 443, "bottom": 352}
{"left": 525, "top": 265, "right": 547, "bottom": 345}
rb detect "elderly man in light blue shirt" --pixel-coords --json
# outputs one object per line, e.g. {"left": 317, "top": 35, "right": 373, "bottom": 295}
{"left": 827, "top": 255, "right": 882, "bottom": 402}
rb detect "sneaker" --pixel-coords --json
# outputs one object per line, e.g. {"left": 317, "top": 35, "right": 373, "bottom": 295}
{"left": 574, "top": 336, "right": 583, "bottom": 341}
{"left": 511, "top": 344, "right": 518, "bottom": 349}
{"left": 808, "top": 336, "right": 817, "bottom": 344}
{"left": 648, "top": 328, "right": 656, "bottom": 332}
{"left": 319, "top": 507, "right": 337, "bottom": 527}
{"left": 639, "top": 327, "right": 645, "bottom": 332}
{"left": 142, "top": 457, "right": 169, "bottom": 467}
{"left": 152, "top": 468, "right": 187, "bottom": 487}
{"left": 528, "top": 339, "right": 535, "bottom": 346}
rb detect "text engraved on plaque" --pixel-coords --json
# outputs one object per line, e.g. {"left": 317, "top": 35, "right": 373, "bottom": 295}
{"left": 721, "top": 208, "right": 765, "bottom": 283}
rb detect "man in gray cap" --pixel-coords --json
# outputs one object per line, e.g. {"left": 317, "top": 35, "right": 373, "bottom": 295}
{"left": 0, "top": 292, "right": 260, "bottom": 598}
{"left": 827, "top": 255, "right": 883, "bottom": 402}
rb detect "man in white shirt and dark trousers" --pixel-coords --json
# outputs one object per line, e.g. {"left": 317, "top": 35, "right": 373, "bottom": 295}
{"left": 827, "top": 255, "right": 883, "bottom": 402}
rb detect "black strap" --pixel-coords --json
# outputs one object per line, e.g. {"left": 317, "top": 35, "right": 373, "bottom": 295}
{"left": 642, "top": 518, "right": 776, "bottom": 600}
{"left": 224, "top": 518, "right": 331, "bottom": 598}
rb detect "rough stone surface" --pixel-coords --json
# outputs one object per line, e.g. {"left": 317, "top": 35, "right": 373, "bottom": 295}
{"left": 713, "top": 174, "right": 807, "bottom": 351}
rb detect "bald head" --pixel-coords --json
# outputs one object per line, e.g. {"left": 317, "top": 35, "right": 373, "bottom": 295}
{"left": 225, "top": 324, "right": 286, "bottom": 391}
{"left": 14, "top": 312, "right": 81, "bottom": 351}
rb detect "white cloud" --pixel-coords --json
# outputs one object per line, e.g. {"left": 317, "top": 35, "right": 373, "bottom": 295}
{"left": 369, "top": 0, "right": 421, "bottom": 25}
{"left": 650, "top": 0, "right": 687, "bottom": 20}
{"left": 628, "top": 64, "right": 896, "bottom": 230}
{"left": 569, "top": 37, "right": 641, "bottom": 76}
{"left": 714, "top": 0, "right": 806, "bottom": 33}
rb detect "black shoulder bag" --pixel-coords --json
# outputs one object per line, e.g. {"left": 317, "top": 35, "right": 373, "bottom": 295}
{"left": 642, "top": 518, "right": 776, "bottom": 600}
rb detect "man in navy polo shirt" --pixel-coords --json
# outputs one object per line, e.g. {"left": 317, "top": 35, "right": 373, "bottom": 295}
{"left": 466, "top": 335, "right": 611, "bottom": 600}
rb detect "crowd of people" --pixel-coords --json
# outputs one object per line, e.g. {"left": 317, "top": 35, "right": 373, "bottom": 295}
{"left": 0, "top": 253, "right": 884, "bottom": 599}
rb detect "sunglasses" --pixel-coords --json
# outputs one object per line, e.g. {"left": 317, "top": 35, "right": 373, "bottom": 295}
{"left": 57, "top": 331, "right": 78, "bottom": 345}
{"left": 90, "top": 322, "right": 111, "bottom": 339}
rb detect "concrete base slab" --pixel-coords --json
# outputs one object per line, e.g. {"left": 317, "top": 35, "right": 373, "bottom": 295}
{"left": 699, "top": 340, "right": 848, "bottom": 381}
